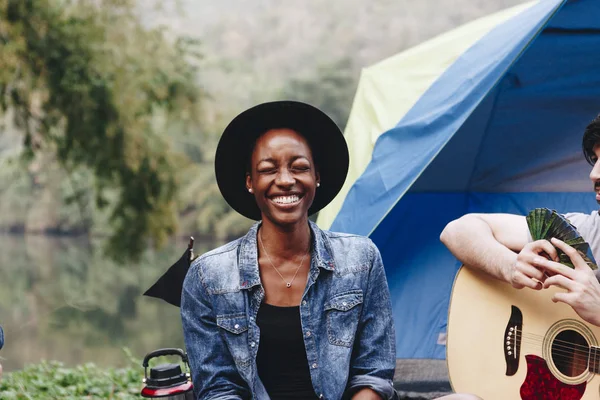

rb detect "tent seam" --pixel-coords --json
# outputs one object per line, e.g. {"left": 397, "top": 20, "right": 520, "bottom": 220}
{"left": 464, "top": 82, "right": 505, "bottom": 191}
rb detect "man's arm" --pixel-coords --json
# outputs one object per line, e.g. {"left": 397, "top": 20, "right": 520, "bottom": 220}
{"left": 440, "top": 213, "right": 558, "bottom": 290}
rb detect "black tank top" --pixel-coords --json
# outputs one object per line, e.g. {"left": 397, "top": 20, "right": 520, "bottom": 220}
{"left": 256, "top": 303, "right": 319, "bottom": 399}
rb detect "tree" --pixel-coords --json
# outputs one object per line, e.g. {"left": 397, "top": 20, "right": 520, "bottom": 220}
{"left": 0, "top": 0, "right": 203, "bottom": 259}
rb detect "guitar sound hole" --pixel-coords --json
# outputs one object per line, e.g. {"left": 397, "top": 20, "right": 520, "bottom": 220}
{"left": 551, "top": 330, "right": 589, "bottom": 377}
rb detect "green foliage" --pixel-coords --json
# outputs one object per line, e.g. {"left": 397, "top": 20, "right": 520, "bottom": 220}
{"left": 0, "top": 0, "right": 203, "bottom": 260}
{"left": 0, "top": 348, "right": 191, "bottom": 400}
{"left": 0, "top": 360, "right": 142, "bottom": 399}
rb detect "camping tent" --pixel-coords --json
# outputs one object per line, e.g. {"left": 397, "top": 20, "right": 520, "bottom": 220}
{"left": 317, "top": 0, "right": 600, "bottom": 360}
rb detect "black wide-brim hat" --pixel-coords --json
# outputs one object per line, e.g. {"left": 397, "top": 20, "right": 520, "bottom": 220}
{"left": 215, "top": 101, "right": 349, "bottom": 220}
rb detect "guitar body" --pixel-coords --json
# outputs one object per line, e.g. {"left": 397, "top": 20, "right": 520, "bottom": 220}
{"left": 447, "top": 266, "right": 600, "bottom": 399}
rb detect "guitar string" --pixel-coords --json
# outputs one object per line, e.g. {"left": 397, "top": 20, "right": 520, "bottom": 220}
{"left": 518, "top": 328, "right": 583, "bottom": 341}
{"left": 464, "top": 330, "right": 591, "bottom": 359}
{"left": 516, "top": 340, "right": 591, "bottom": 362}
{"left": 515, "top": 332, "right": 594, "bottom": 356}
{"left": 519, "top": 330, "right": 584, "bottom": 341}
{"left": 514, "top": 328, "right": 595, "bottom": 351}
{"left": 515, "top": 332, "right": 594, "bottom": 352}
{"left": 467, "top": 327, "right": 598, "bottom": 370}
{"left": 516, "top": 340, "right": 590, "bottom": 355}
{"left": 516, "top": 342, "right": 592, "bottom": 366}
{"left": 515, "top": 342, "right": 592, "bottom": 360}
{"left": 516, "top": 346, "right": 594, "bottom": 367}
{"left": 516, "top": 346, "right": 594, "bottom": 370}
{"left": 515, "top": 335, "right": 592, "bottom": 353}
{"left": 515, "top": 338, "right": 594, "bottom": 369}
{"left": 510, "top": 330, "right": 594, "bottom": 361}
{"left": 513, "top": 331, "right": 598, "bottom": 368}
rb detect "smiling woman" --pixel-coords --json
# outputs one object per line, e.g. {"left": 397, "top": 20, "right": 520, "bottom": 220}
{"left": 180, "top": 101, "right": 399, "bottom": 400}
{"left": 247, "top": 128, "right": 319, "bottom": 228}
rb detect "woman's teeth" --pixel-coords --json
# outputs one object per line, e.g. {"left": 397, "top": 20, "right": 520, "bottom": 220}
{"left": 272, "top": 195, "right": 300, "bottom": 204}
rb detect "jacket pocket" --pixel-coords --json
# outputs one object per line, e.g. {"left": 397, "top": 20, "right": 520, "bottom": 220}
{"left": 216, "top": 313, "right": 252, "bottom": 369}
{"left": 324, "top": 290, "right": 363, "bottom": 347}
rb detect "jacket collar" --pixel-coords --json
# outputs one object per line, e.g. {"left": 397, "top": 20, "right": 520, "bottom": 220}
{"left": 238, "top": 220, "right": 336, "bottom": 290}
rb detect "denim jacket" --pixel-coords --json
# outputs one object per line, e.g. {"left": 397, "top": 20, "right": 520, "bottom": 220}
{"left": 181, "top": 221, "right": 397, "bottom": 400}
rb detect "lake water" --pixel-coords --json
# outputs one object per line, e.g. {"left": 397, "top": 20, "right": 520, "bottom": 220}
{"left": 0, "top": 234, "right": 220, "bottom": 372}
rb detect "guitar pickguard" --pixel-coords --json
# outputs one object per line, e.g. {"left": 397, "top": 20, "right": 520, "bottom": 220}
{"left": 520, "top": 355, "right": 586, "bottom": 400}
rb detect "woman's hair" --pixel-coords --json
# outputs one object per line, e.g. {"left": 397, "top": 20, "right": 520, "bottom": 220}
{"left": 583, "top": 114, "right": 600, "bottom": 165}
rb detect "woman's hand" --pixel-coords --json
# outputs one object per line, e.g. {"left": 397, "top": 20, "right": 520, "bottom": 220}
{"left": 532, "top": 237, "right": 600, "bottom": 327}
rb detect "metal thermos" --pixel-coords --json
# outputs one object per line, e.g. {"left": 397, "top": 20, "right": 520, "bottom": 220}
{"left": 140, "top": 348, "right": 194, "bottom": 399}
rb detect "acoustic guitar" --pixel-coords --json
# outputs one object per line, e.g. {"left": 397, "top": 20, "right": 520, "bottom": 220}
{"left": 447, "top": 266, "right": 600, "bottom": 399}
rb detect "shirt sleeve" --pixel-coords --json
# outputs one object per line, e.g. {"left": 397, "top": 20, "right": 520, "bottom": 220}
{"left": 563, "top": 212, "right": 600, "bottom": 282}
{"left": 563, "top": 212, "right": 593, "bottom": 236}
{"left": 181, "top": 262, "right": 250, "bottom": 400}
{"left": 344, "top": 240, "right": 398, "bottom": 400}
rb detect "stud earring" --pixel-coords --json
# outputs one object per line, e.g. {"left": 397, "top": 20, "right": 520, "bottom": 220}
{"left": 317, "top": 183, "right": 321, "bottom": 188}
{"left": 248, "top": 188, "right": 253, "bottom": 193}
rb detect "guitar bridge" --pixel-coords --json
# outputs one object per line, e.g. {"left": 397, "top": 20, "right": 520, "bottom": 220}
{"left": 504, "top": 305, "right": 522, "bottom": 376}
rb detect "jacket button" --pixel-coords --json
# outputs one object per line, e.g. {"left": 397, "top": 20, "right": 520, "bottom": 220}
{"left": 305, "top": 331, "right": 311, "bottom": 337}
{"left": 319, "top": 395, "right": 324, "bottom": 399}
{"left": 302, "top": 300, "right": 307, "bottom": 306}
{"left": 234, "top": 324, "right": 240, "bottom": 329}
{"left": 312, "top": 363, "right": 317, "bottom": 369}
{"left": 250, "top": 342, "right": 255, "bottom": 348}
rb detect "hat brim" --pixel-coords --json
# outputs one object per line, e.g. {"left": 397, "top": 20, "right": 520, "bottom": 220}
{"left": 215, "top": 101, "right": 349, "bottom": 221}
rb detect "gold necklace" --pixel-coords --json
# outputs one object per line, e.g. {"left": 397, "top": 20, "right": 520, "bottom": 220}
{"left": 258, "top": 230, "right": 310, "bottom": 288}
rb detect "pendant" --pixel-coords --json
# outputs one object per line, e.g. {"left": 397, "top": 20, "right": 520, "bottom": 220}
{"left": 286, "top": 283, "right": 292, "bottom": 288}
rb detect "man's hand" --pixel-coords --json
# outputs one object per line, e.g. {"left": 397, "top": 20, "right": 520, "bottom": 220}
{"left": 506, "top": 239, "right": 558, "bottom": 290}
{"left": 351, "top": 388, "right": 382, "bottom": 400}
{"left": 532, "top": 238, "right": 600, "bottom": 327}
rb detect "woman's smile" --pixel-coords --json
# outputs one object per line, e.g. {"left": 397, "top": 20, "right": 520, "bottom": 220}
{"left": 268, "top": 193, "right": 304, "bottom": 208}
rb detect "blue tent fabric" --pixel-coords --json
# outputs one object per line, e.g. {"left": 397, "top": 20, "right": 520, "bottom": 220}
{"left": 370, "top": 192, "right": 596, "bottom": 359}
{"left": 330, "top": 0, "right": 600, "bottom": 359}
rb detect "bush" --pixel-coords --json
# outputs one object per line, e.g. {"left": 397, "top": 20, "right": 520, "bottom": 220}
{"left": 0, "top": 361, "right": 142, "bottom": 400}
